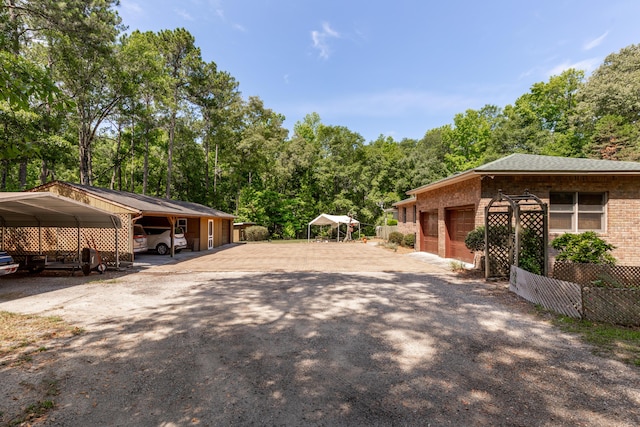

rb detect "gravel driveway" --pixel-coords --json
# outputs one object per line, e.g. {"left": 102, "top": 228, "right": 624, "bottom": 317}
{"left": 1, "top": 243, "right": 639, "bottom": 426}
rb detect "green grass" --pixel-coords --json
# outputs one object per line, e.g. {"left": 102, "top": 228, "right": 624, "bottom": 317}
{"left": 549, "top": 315, "right": 640, "bottom": 366}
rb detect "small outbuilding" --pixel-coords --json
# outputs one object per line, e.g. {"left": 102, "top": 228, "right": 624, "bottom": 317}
{"left": 30, "top": 181, "right": 235, "bottom": 262}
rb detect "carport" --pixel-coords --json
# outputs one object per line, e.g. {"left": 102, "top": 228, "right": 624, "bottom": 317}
{"left": 0, "top": 192, "right": 122, "bottom": 271}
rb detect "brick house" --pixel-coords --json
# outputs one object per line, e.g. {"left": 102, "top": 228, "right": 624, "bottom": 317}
{"left": 393, "top": 197, "right": 417, "bottom": 236}
{"left": 406, "top": 154, "right": 640, "bottom": 265}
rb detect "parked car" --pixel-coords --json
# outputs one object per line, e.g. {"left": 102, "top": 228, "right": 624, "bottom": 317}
{"left": 0, "top": 251, "right": 19, "bottom": 276}
{"left": 133, "top": 224, "right": 149, "bottom": 254}
{"left": 143, "top": 226, "right": 188, "bottom": 255}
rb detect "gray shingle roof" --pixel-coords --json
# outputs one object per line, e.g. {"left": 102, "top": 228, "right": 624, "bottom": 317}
{"left": 393, "top": 197, "right": 416, "bottom": 207}
{"left": 407, "top": 154, "right": 640, "bottom": 195}
{"left": 476, "top": 153, "right": 640, "bottom": 172}
{"left": 57, "top": 182, "right": 235, "bottom": 219}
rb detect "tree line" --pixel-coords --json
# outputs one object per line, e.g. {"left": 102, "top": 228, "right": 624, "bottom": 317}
{"left": 2, "top": 1, "right": 640, "bottom": 238}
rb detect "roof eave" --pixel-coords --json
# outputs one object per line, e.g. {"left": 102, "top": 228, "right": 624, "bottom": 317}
{"left": 407, "top": 170, "right": 477, "bottom": 196}
{"left": 35, "top": 181, "right": 142, "bottom": 215}
{"left": 407, "top": 169, "right": 640, "bottom": 196}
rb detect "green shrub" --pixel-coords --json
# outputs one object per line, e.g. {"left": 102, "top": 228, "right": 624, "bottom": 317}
{"left": 403, "top": 233, "right": 415, "bottom": 248}
{"left": 518, "top": 228, "right": 544, "bottom": 275}
{"left": 387, "top": 219, "right": 398, "bottom": 226}
{"left": 465, "top": 226, "right": 485, "bottom": 252}
{"left": 245, "top": 225, "right": 270, "bottom": 241}
{"left": 551, "top": 231, "right": 616, "bottom": 265}
{"left": 388, "top": 231, "right": 404, "bottom": 245}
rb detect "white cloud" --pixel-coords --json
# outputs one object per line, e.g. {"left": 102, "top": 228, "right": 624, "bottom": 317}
{"left": 583, "top": 31, "right": 609, "bottom": 51}
{"left": 209, "top": 0, "right": 223, "bottom": 16}
{"left": 546, "top": 57, "right": 601, "bottom": 76}
{"left": 311, "top": 22, "right": 340, "bottom": 59}
{"left": 120, "top": 0, "right": 143, "bottom": 14}
{"left": 175, "top": 8, "right": 195, "bottom": 21}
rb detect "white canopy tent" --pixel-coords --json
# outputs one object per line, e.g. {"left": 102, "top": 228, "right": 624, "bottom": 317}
{"left": 307, "top": 214, "right": 360, "bottom": 242}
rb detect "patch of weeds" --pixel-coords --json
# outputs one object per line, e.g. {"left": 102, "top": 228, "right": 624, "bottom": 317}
{"left": 0, "top": 311, "right": 79, "bottom": 357}
{"left": 7, "top": 379, "right": 59, "bottom": 425}
{"left": 548, "top": 314, "right": 640, "bottom": 367}
{"left": 43, "top": 378, "right": 60, "bottom": 397}
{"left": 11, "top": 400, "right": 55, "bottom": 425}
{"left": 377, "top": 241, "right": 398, "bottom": 252}
{"left": 449, "top": 261, "right": 466, "bottom": 272}
{"left": 71, "top": 326, "right": 85, "bottom": 336}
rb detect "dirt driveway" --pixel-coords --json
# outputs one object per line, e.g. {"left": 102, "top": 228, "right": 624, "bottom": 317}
{"left": 1, "top": 242, "right": 639, "bottom": 426}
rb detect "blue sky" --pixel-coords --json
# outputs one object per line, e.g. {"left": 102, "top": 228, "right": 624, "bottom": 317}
{"left": 117, "top": 0, "right": 640, "bottom": 143}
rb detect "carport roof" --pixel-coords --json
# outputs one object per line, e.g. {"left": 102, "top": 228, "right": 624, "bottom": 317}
{"left": 32, "top": 181, "right": 235, "bottom": 219}
{"left": 0, "top": 192, "right": 122, "bottom": 228}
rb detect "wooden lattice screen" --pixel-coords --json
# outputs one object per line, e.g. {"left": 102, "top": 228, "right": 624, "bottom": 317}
{"left": 486, "top": 211, "right": 512, "bottom": 278}
{"left": 553, "top": 262, "right": 640, "bottom": 287}
{"left": 485, "top": 191, "right": 548, "bottom": 279}
{"left": 2, "top": 213, "right": 133, "bottom": 264}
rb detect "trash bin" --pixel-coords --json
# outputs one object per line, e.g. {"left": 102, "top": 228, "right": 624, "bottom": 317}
{"left": 192, "top": 238, "right": 200, "bottom": 251}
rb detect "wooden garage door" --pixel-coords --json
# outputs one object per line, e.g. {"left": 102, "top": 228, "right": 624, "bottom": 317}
{"left": 445, "top": 207, "right": 475, "bottom": 263}
{"left": 420, "top": 211, "right": 438, "bottom": 254}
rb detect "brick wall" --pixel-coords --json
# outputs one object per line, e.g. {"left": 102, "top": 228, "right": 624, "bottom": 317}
{"left": 396, "top": 202, "right": 418, "bottom": 236}
{"left": 414, "top": 177, "right": 482, "bottom": 258}
{"left": 483, "top": 175, "right": 640, "bottom": 266}
{"left": 411, "top": 174, "right": 640, "bottom": 265}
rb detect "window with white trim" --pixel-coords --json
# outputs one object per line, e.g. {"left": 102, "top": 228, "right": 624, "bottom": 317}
{"left": 549, "top": 192, "right": 606, "bottom": 232}
{"left": 177, "top": 218, "right": 188, "bottom": 233}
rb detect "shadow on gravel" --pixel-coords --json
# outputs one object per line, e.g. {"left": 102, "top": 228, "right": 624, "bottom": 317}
{"left": 11, "top": 271, "right": 640, "bottom": 426}
{"left": 0, "top": 248, "right": 218, "bottom": 302}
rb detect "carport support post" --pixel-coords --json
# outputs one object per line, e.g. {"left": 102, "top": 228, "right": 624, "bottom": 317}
{"left": 77, "top": 224, "right": 81, "bottom": 263}
{"left": 113, "top": 217, "right": 119, "bottom": 269}
{"left": 169, "top": 216, "right": 176, "bottom": 257}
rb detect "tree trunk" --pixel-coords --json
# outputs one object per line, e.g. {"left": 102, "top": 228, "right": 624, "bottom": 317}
{"left": 78, "top": 103, "right": 93, "bottom": 186}
{"left": 204, "top": 133, "right": 210, "bottom": 195}
{"left": 166, "top": 110, "right": 175, "bottom": 199}
{"left": 79, "top": 132, "right": 92, "bottom": 186}
{"left": 18, "top": 160, "right": 27, "bottom": 189}
{"left": 214, "top": 143, "right": 219, "bottom": 196}
{"left": 130, "top": 100, "right": 135, "bottom": 192}
{"left": 143, "top": 96, "right": 150, "bottom": 195}
{"left": 111, "top": 121, "right": 122, "bottom": 189}
{"left": 0, "top": 160, "right": 7, "bottom": 191}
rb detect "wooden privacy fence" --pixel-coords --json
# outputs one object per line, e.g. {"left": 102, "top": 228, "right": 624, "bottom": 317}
{"left": 376, "top": 225, "right": 398, "bottom": 240}
{"left": 509, "top": 265, "right": 640, "bottom": 326}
